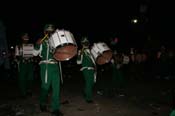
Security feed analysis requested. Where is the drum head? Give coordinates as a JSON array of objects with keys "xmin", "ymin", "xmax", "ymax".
[
  {"xmin": 53, "ymin": 44, "xmax": 77, "ymax": 61},
  {"xmin": 96, "ymin": 50, "xmax": 112, "ymax": 65}
]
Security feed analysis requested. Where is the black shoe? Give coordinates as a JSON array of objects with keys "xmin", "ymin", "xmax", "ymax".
[
  {"xmin": 61, "ymin": 100, "xmax": 69, "ymax": 105},
  {"xmin": 51, "ymin": 110, "xmax": 64, "ymax": 116},
  {"xmin": 40, "ymin": 105, "xmax": 48, "ymax": 112},
  {"xmin": 86, "ymin": 100, "xmax": 94, "ymax": 103}
]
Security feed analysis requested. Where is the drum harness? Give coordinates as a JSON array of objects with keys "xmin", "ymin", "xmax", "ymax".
[
  {"xmin": 79, "ymin": 49, "xmax": 97, "ymax": 82},
  {"xmin": 38, "ymin": 41, "xmax": 63, "ymax": 84},
  {"xmin": 15, "ymin": 45, "xmax": 34, "ymax": 71}
]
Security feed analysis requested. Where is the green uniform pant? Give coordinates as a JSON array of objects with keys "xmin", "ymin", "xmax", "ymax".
[
  {"xmin": 82, "ymin": 69, "xmax": 95, "ymax": 101},
  {"xmin": 170, "ymin": 110, "xmax": 175, "ymax": 116},
  {"xmin": 39, "ymin": 63, "xmax": 60, "ymax": 111},
  {"xmin": 112, "ymin": 65, "xmax": 125, "ymax": 89},
  {"xmin": 18, "ymin": 62, "xmax": 34, "ymax": 96}
]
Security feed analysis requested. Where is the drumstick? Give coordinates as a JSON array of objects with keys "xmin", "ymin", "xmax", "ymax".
[{"xmin": 40, "ymin": 34, "xmax": 48, "ymax": 43}]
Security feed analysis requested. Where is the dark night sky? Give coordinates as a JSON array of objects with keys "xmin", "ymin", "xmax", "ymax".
[{"xmin": 1, "ymin": 0, "xmax": 175, "ymax": 48}]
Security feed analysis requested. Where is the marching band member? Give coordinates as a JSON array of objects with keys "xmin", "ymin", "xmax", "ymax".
[
  {"xmin": 77, "ymin": 37, "xmax": 96, "ymax": 103},
  {"xmin": 15, "ymin": 32, "xmax": 34, "ymax": 98},
  {"xmin": 96, "ymin": 51, "xmax": 126, "ymax": 97},
  {"xmin": 112, "ymin": 52, "xmax": 128, "ymax": 96},
  {"xmin": 170, "ymin": 110, "xmax": 175, "ymax": 116},
  {"xmin": 33, "ymin": 24, "xmax": 63, "ymax": 116}
]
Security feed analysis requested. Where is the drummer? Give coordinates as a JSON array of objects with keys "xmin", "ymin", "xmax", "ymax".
[
  {"xmin": 77, "ymin": 37, "xmax": 96, "ymax": 103},
  {"xmin": 15, "ymin": 32, "xmax": 34, "ymax": 98},
  {"xmin": 33, "ymin": 24, "xmax": 63, "ymax": 116}
]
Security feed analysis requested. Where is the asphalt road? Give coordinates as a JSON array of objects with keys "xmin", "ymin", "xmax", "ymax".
[{"xmin": 0, "ymin": 70, "xmax": 174, "ymax": 116}]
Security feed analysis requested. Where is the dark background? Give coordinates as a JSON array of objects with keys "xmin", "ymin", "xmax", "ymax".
[{"xmin": 0, "ymin": 0, "xmax": 175, "ymax": 48}]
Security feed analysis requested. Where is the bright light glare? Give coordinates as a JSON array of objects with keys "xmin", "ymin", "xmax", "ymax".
[
  {"xmin": 10, "ymin": 46, "xmax": 14, "ymax": 49},
  {"xmin": 131, "ymin": 19, "xmax": 138, "ymax": 24}
]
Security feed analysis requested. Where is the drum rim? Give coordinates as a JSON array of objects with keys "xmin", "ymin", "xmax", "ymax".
[
  {"xmin": 55, "ymin": 43, "xmax": 77, "ymax": 49},
  {"xmin": 92, "ymin": 50, "xmax": 112, "ymax": 58},
  {"xmin": 95, "ymin": 50, "xmax": 113, "ymax": 65},
  {"xmin": 53, "ymin": 43, "xmax": 77, "ymax": 61}
]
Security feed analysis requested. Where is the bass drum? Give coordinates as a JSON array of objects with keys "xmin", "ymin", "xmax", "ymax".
[
  {"xmin": 90, "ymin": 42, "xmax": 112, "ymax": 65},
  {"xmin": 49, "ymin": 29, "xmax": 77, "ymax": 61}
]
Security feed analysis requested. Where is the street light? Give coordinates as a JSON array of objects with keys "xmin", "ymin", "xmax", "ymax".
[{"xmin": 131, "ymin": 18, "xmax": 138, "ymax": 24}]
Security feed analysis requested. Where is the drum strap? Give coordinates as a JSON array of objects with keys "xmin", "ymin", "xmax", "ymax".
[
  {"xmin": 39, "ymin": 60, "xmax": 57, "ymax": 64},
  {"xmin": 59, "ymin": 61, "xmax": 63, "ymax": 84},
  {"xmin": 33, "ymin": 44, "xmax": 43, "ymax": 57},
  {"xmin": 84, "ymin": 49, "xmax": 96, "ymax": 65},
  {"xmin": 80, "ymin": 66, "xmax": 97, "ymax": 83},
  {"xmin": 80, "ymin": 67, "xmax": 95, "ymax": 71},
  {"xmin": 84, "ymin": 49, "xmax": 97, "ymax": 83},
  {"xmin": 77, "ymin": 50, "xmax": 83, "ymax": 64},
  {"xmin": 15, "ymin": 45, "xmax": 20, "ymax": 56},
  {"xmin": 45, "ymin": 42, "xmax": 50, "ymax": 83}
]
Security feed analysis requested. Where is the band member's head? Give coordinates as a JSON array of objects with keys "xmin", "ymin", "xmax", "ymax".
[
  {"xmin": 81, "ymin": 37, "xmax": 90, "ymax": 48},
  {"xmin": 21, "ymin": 32, "xmax": 29, "ymax": 43},
  {"xmin": 44, "ymin": 24, "xmax": 55, "ymax": 36}
]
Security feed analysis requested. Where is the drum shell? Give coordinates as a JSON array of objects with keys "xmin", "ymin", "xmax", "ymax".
[
  {"xmin": 15, "ymin": 44, "xmax": 34, "ymax": 58},
  {"xmin": 91, "ymin": 42, "xmax": 112, "ymax": 65},
  {"xmin": 22, "ymin": 44, "xmax": 34, "ymax": 58},
  {"xmin": 49, "ymin": 29, "xmax": 77, "ymax": 61}
]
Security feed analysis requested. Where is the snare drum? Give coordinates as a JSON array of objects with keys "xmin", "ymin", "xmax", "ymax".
[
  {"xmin": 90, "ymin": 42, "xmax": 112, "ymax": 65},
  {"xmin": 123, "ymin": 55, "xmax": 130, "ymax": 64},
  {"xmin": 15, "ymin": 44, "xmax": 34, "ymax": 58},
  {"xmin": 49, "ymin": 29, "xmax": 77, "ymax": 61}
]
